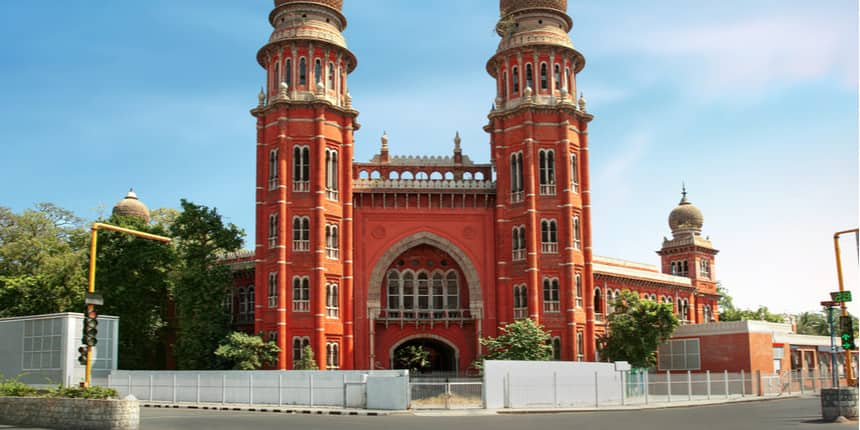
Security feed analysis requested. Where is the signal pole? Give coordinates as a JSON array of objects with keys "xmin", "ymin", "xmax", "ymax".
[
  {"xmin": 84, "ymin": 223, "xmax": 171, "ymax": 387},
  {"xmin": 833, "ymin": 228, "xmax": 858, "ymax": 387}
]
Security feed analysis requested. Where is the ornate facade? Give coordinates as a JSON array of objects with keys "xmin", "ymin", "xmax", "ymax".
[{"xmin": 230, "ymin": 0, "xmax": 721, "ymax": 372}]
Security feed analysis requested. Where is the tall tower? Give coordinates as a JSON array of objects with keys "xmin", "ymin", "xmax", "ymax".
[
  {"xmin": 251, "ymin": 0, "xmax": 358, "ymax": 370},
  {"xmin": 658, "ymin": 187, "xmax": 720, "ymax": 322},
  {"xmin": 485, "ymin": 0, "xmax": 596, "ymax": 360}
]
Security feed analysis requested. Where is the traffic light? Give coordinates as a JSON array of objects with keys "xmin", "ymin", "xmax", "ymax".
[
  {"xmin": 77, "ymin": 346, "xmax": 88, "ymax": 366},
  {"xmin": 82, "ymin": 310, "xmax": 98, "ymax": 347},
  {"xmin": 840, "ymin": 315, "xmax": 856, "ymax": 350}
]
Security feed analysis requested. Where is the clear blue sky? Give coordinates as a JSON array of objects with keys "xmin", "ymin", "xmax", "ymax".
[{"xmin": 1, "ymin": 1, "xmax": 857, "ymax": 316}]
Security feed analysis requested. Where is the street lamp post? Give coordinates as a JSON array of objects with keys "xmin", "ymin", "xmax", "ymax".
[{"xmin": 84, "ymin": 222, "xmax": 171, "ymax": 388}]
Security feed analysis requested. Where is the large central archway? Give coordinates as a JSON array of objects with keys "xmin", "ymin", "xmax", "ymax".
[
  {"xmin": 391, "ymin": 336, "xmax": 458, "ymax": 374},
  {"xmin": 367, "ymin": 232, "xmax": 483, "ymax": 315}
]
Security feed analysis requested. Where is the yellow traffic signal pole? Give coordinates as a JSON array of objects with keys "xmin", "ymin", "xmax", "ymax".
[
  {"xmin": 84, "ymin": 222, "xmax": 171, "ymax": 387},
  {"xmin": 834, "ymin": 228, "xmax": 859, "ymax": 387}
]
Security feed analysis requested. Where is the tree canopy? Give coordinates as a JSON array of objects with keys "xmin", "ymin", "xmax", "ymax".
[
  {"xmin": 718, "ymin": 284, "xmax": 786, "ymax": 323},
  {"xmin": 214, "ymin": 332, "xmax": 280, "ymax": 370},
  {"xmin": 598, "ymin": 290, "xmax": 679, "ymax": 368},
  {"xmin": 479, "ymin": 318, "xmax": 553, "ymax": 362}
]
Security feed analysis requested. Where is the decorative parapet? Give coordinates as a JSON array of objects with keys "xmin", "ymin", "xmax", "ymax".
[
  {"xmin": 366, "ymin": 154, "xmax": 475, "ymax": 166},
  {"xmin": 353, "ymin": 178, "xmax": 495, "ymax": 191},
  {"xmin": 593, "ymin": 262, "xmax": 692, "ymax": 287}
]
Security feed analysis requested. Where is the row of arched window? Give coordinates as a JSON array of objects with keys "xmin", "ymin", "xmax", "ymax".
[
  {"xmin": 290, "ymin": 337, "xmax": 341, "ymax": 370},
  {"xmin": 230, "ymin": 286, "xmax": 255, "ymax": 323},
  {"xmin": 509, "ymin": 151, "xmax": 580, "ymax": 200},
  {"xmin": 500, "ymin": 61, "xmax": 572, "ymax": 99},
  {"xmin": 512, "ymin": 274, "xmax": 583, "ymax": 318},
  {"xmin": 511, "ymin": 218, "xmax": 581, "ymax": 260},
  {"xmin": 270, "ymin": 55, "xmax": 346, "ymax": 97},
  {"xmin": 265, "ymin": 146, "xmax": 333, "ymax": 196},
  {"xmin": 282, "ymin": 216, "xmax": 339, "ymax": 259},
  {"xmin": 357, "ymin": 170, "xmax": 488, "ymax": 181},
  {"xmin": 385, "ymin": 269, "xmax": 460, "ymax": 317}
]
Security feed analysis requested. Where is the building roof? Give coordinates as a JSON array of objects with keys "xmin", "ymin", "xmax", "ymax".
[{"xmin": 593, "ymin": 259, "xmax": 692, "ymax": 287}]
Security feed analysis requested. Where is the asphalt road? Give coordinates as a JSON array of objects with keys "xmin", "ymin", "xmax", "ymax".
[{"xmin": 138, "ymin": 397, "xmax": 855, "ymax": 430}]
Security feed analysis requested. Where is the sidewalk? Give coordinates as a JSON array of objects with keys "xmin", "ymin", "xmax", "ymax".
[{"xmin": 496, "ymin": 393, "xmax": 806, "ymax": 414}]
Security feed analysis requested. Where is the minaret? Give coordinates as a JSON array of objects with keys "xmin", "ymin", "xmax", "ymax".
[
  {"xmin": 251, "ymin": 0, "xmax": 359, "ymax": 370},
  {"xmin": 485, "ymin": 0, "xmax": 595, "ymax": 360},
  {"xmin": 658, "ymin": 186, "xmax": 720, "ymax": 323}
]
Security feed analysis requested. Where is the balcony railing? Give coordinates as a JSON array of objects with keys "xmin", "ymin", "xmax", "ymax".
[
  {"xmin": 512, "ymin": 249, "xmax": 526, "ymax": 261},
  {"xmin": 268, "ymin": 237, "xmax": 278, "ymax": 248},
  {"xmin": 326, "ymin": 188, "xmax": 339, "ymax": 201},
  {"xmin": 293, "ymin": 240, "xmax": 310, "ymax": 252},
  {"xmin": 539, "ymin": 184, "xmax": 556, "ymax": 196},
  {"xmin": 268, "ymin": 178, "xmax": 279, "ymax": 190},
  {"xmin": 594, "ymin": 313, "xmax": 604, "ymax": 322},
  {"xmin": 376, "ymin": 308, "xmax": 472, "ymax": 323},
  {"xmin": 326, "ymin": 248, "xmax": 339, "ymax": 260},
  {"xmin": 513, "ymin": 308, "xmax": 528, "ymax": 320},
  {"xmin": 541, "ymin": 243, "xmax": 558, "ymax": 254},
  {"xmin": 511, "ymin": 191, "xmax": 524, "ymax": 203},
  {"xmin": 543, "ymin": 302, "xmax": 560, "ymax": 313},
  {"xmin": 293, "ymin": 181, "xmax": 310, "ymax": 193},
  {"xmin": 292, "ymin": 301, "xmax": 310, "ymax": 312},
  {"xmin": 326, "ymin": 307, "xmax": 339, "ymax": 318}
]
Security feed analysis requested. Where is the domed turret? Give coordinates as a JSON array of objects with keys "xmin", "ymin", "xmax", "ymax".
[
  {"xmin": 668, "ymin": 186, "xmax": 703, "ymax": 236},
  {"xmin": 112, "ymin": 188, "xmax": 151, "ymax": 223}
]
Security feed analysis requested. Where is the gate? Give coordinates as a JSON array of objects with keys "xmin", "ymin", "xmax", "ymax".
[{"xmin": 410, "ymin": 377, "xmax": 483, "ymax": 409}]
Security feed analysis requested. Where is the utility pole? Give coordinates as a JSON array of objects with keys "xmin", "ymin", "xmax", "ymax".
[{"xmin": 833, "ymin": 228, "xmax": 858, "ymax": 387}]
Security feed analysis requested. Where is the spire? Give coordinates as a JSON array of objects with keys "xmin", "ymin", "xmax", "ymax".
[
  {"xmin": 380, "ymin": 130, "xmax": 390, "ymax": 163},
  {"xmin": 680, "ymin": 182, "xmax": 689, "ymax": 204},
  {"xmin": 454, "ymin": 131, "xmax": 462, "ymax": 153}
]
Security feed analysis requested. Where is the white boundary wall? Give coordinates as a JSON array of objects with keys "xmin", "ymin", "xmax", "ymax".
[
  {"xmin": 108, "ymin": 369, "xmax": 409, "ymax": 410},
  {"xmin": 483, "ymin": 360, "xmax": 625, "ymax": 409}
]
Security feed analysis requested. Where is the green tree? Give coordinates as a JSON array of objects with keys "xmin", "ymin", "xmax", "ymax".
[
  {"xmin": 95, "ymin": 212, "xmax": 176, "ymax": 369},
  {"xmin": 598, "ymin": 290, "xmax": 679, "ymax": 368},
  {"xmin": 718, "ymin": 285, "xmax": 785, "ymax": 323},
  {"xmin": 170, "ymin": 199, "xmax": 244, "ymax": 369},
  {"xmin": 0, "ymin": 204, "xmax": 87, "ymax": 317},
  {"xmin": 294, "ymin": 345, "xmax": 319, "ymax": 370},
  {"xmin": 395, "ymin": 345, "xmax": 431, "ymax": 374},
  {"xmin": 214, "ymin": 332, "xmax": 280, "ymax": 370},
  {"xmin": 479, "ymin": 318, "xmax": 553, "ymax": 363}
]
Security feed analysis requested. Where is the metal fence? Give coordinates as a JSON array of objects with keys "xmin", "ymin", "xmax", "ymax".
[
  {"xmin": 107, "ymin": 370, "xmax": 407, "ymax": 409},
  {"xmin": 410, "ymin": 377, "xmax": 483, "ymax": 409}
]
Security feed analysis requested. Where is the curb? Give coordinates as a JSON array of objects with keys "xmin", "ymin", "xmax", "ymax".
[
  {"xmin": 140, "ymin": 402, "xmax": 390, "ymax": 416},
  {"xmin": 496, "ymin": 394, "xmax": 804, "ymax": 414}
]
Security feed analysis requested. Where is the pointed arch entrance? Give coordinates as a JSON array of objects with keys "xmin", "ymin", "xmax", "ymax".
[{"xmin": 391, "ymin": 335, "xmax": 458, "ymax": 374}]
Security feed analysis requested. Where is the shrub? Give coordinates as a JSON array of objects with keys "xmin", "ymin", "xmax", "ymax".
[
  {"xmin": 51, "ymin": 385, "xmax": 118, "ymax": 400},
  {"xmin": 0, "ymin": 376, "xmax": 38, "ymax": 397}
]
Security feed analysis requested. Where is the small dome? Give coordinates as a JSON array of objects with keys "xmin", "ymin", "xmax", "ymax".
[
  {"xmin": 668, "ymin": 187, "xmax": 703, "ymax": 236},
  {"xmin": 501, "ymin": 0, "xmax": 567, "ymax": 16},
  {"xmin": 112, "ymin": 188, "xmax": 151, "ymax": 223}
]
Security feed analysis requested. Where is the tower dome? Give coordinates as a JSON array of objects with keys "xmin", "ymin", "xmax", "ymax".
[
  {"xmin": 275, "ymin": 0, "xmax": 342, "ymax": 10},
  {"xmin": 112, "ymin": 188, "xmax": 151, "ymax": 223},
  {"xmin": 500, "ymin": 0, "xmax": 568, "ymax": 16},
  {"xmin": 668, "ymin": 186, "xmax": 703, "ymax": 236}
]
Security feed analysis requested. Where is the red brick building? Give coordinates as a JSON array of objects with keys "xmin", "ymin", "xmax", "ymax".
[{"xmin": 230, "ymin": 0, "xmax": 721, "ymax": 372}]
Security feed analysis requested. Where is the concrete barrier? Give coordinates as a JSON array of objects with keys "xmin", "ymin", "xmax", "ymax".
[
  {"xmin": 821, "ymin": 388, "xmax": 858, "ymax": 421},
  {"xmin": 0, "ymin": 396, "xmax": 138, "ymax": 430}
]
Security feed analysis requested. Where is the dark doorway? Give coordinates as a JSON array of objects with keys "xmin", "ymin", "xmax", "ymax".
[{"xmin": 392, "ymin": 338, "xmax": 457, "ymax": 374}]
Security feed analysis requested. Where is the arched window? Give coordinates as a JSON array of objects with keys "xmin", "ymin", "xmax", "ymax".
[
  {"xmin": 314, "ymin": 59, "xmax": 322, "ymax": 85},
  {"xmin": 293, "ymin": 146, "xmax": 310, "ymax": 192},
  {"xmin": 539, "ymin": 149, "xmax": 555, "ymax": 195},
  {"xmin": 223, "ymin": 289, "xmax": 234, "ymax": 321},
  {"xmin": 540, "ymin": 63, "xmax": 548, "ymax": 90},
  {"xmin": 512, "ymin": 226, "xmax": 526, "ymax": 260},
  {"xmin": 570, "ymin": 153, "xmax": 579, "ymax": 192},
  {"xmin": 268, "ymin": 213, "xmax": 278, "ymax": 248},
  {"xmin": 387, "ymin": 271, "xmax": 401, "ymax": 314},
  {"xmin": 292, "ymin": 276, "xmax": 310, "ymax": 312},
  {"xmin": 525, "ymin": 63, "xmax": 534, "ymax": 89},
  {"xmin": 325, "ymin": 224, "xmax": 339, "ymax": 260},
  {"xmin": 402, "ymin": 271, "xmax": 415, "ymax": 316},
  {"xmin": 292, "ymin": 216, "xmax": 310, "ymax": 251},
  {"xmin": 575, "ymin": 274, "xmax": 583, "ymax": 308},
  {"xmin": 565, "ymin": 68, "xmax": 571, "ymax": 92},
  {"xmin": 552, "ymin": 337, "xmax": 562, "ymax": 360},
  {"xmin": 576, "ymin": 331, "xmax": 585, "ymax": 361},
  {"xmin": 299, "ymin": 57, "xmax": 307, "ymax": 85},
  {"xmin": 326, "ymin": 342, "xmax": 340, "ymax": 369},
  {"xmin": 502, "ymin": 71, "xmax": 508, "ymax": 98},
  {"xmin": 326, "ymin": 282, "xmax": 339, "ymax": 318},
  {"xmin": 573, "ymin": 216, "xmax": 581, "ymax": 249},
  {"xmin": 416, "ymin": 271, "xmax": 430, "ymax": 314},
  {"xmin": 594, "ymin": 287, "xmax": 603, "ymax": 316},
  {"xmin": 293, "ymin": 336, "xmax": 310, "ymax": 367},
  {"xmin": 445, "ymin": 271, "xmax": 459, "ymax": 311},
  {"xmin": 510, "ymin": 152, "xmax": 524, "ymax": 202},
  {"xmin": 513, "ymin": 284, "xmax": 527, "ymax": 320},
  {"xmin": 512, "ymin": 66, "xmax": 519, "ymax": 94},
  {"xmin": 268, "ymin": 150, "xmax": 279, "ymax": 189},
  {"xmin": 285, "ymin": 58, "xmax": 292, "ymax": 86},
  {"xmin": 273, "ymin": 62, "xmax": 280, "ymax": 90},
  {"xmin": 325, "ymin": 149, "xmax": 339, "ymax": 200},
  {"xmin": 268, "ymin": 272, "xmax": 278, "ymax": 308},
  {"xmin": 431, "ymin": 271, "xmax": 444, "ymax": 312},
  {"xmin": 238, "ymin": 287, "xmax": 247, "ymax": 320},
  {"xmin": 328, "ymin": 62, "xmax": 335, "ymax": 88},
  {"xmin": 704, "ymin": 305, "xmax": 713, "ymax": 322},
  {"xmin": 247, "ymin": 286, "xmax": 255, "ymax": 319},
  {"xmin": 554, "ymin": 64, "xmax": 561, "ymax": 90},
  {"xmin": 541, "ymin": 220, "xmax": 558, "ymax": 254},
  {"xmin": 543, "ymin": 278, "xmax": 560, "ymax": 313}
]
